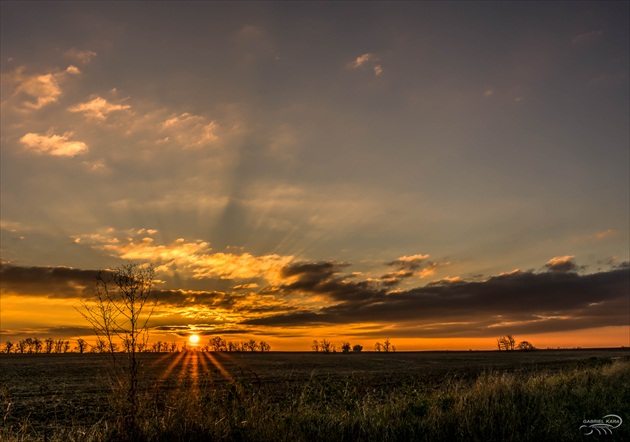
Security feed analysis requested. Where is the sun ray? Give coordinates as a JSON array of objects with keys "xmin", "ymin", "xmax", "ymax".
[{"xmin": 158, "ymin": 351, "xmax": 186, "ymax": 382}]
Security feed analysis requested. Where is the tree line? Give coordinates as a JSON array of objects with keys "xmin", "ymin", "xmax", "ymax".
[
  {"xmin": 2, "ymin": 336, "xmax": 272, "ymax": 354},
  {"xmin": 311, "ymin": 338, "xmax": 396, "ymax": 353},
  {"xmin": 496, "ymin": 335, "xmax": 536, "ymax": 351}
]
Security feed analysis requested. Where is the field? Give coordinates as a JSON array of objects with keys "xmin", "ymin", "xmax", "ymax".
[{"xmin": 1, "ymin": 348, "xmax": 629, "ymax": 441}]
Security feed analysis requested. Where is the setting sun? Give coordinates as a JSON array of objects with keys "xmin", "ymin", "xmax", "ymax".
[{"xmin": 189, "ymin": 334, "xmax": 200, "ymax": 345}]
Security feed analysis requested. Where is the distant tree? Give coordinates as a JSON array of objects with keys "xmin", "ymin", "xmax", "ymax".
[
  {"xmin": 506, "ymin": 335, "xmax": 515, "ymax": 351},
  {"xmin": 33, "ymin": 337, "xmax": 43, "ymax": 353},
  {"xmin": 374, "ymin": 341, "xmax": 382, "ymax": 352},
  {"xmin": 94, "ymin": 338, "xmax": 107, "ymax": 353},
  {"xmin": 245, "ymin": 339, "xmax": 259, "ymax": 352},
  {"xmin": 44, "ymin": 338, "xmax": 54, "ymax": 353},
  {"xmin": 383, "ymin": 339, "xmax": 392, "ymax": 353},
  {"xmin": 497, "ymin": 335, "xmax": 516, "ymax": 351},
  {"xmin": 76, "ymin": 338, "xmax": 88, "ymax": 353},
  {"xmin": 312, "ymin": 340, "xmax": 320, "ymax": 352},
  {"xmin": 169, "ymin": 342, "xmax": 178, "ymax": 352},
  {"xmin": 259, "ymin": 341, "xmax": 271, "ymax": 352},
  {"xmin": 517, "ymin": 341, "xmax": 536, "ymax": 351},
  {"xmin": 320, "ymin": 338, "xmax": 332, "ymax": 353},
  {"xmin": 341, "ymin": 341, "xmax": 351, "ymax": 353},
  {"xmin": 25, "ymin": 338, "xmax": 34, "ymax": 353},
  {"xmin": 209, "ymin": 336, "xmax": 226, "ymax": 351},
  {"xmin": 53, "ymin": 339, "xmax": 66, "ymax": 353},
  {"xmin": 4, "ymin": 341, "xmax": 14, "ymax": 353},
  {"xmin": 17, "ymin": 340, "xmax": 26, "ymax": 354},
  {"xmin": 352, "ymin": 344, "xmax": 363, "ymax": 353}
]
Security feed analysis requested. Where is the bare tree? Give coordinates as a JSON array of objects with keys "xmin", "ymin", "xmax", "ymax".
[
  {"xmin": 76, "ymin": 263, "xmax": 156, "ymax": 438},
  {"xmin": 311, "ymin": 340, "xmax": 320, "ymax": 352},
  {"xmin": 32, "ymin": 338, "xmax": 43, "ymax": 353},
  {"xmin": 374, "ymin": 341, "xmax": 382, "ymax": 352},
  {"xmin": 320, "ymin": 338, "xmax": 332, "ymax": 353},
  {"xmin": 341, "ymin": 341, "xmax": 351, "ymax": 353},
  {"xmin": 383, "ymin": 338, "xmax": 391, "ymax": 353},
  {"xmin": 259, "ymin": 341, "xmax": 271, "ymax": 352},
  {"xmin": 76, "ymin": 338, "xmax": 88, "ymax": 353},
  {"xmin": 17, "ymin": 340, "xmax": 26, "ymax": 353},
  {"xmin": 497, "ymin": 335, "xmax": 516, "ymax": 351},
  {"xmin": 4, "ymin": 341, "xmax": 14, "ymax": 353},
  {"xmin": 44, "ymin": 338, "xmax": 54, "ymax": 353}
]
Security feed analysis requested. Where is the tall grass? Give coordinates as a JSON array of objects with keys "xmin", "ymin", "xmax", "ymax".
[{"xmin": 3, "ymin": 358, "xmax": 628, "ymax": 441}]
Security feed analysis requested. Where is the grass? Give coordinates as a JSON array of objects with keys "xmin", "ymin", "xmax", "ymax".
[{"xmin": 2, "ymin": 356, "xmax": 629, "ymax": 441}]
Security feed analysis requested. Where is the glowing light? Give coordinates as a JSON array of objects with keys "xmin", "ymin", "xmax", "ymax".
[{"xmin": 189, "ymin": 334, "xmax": 200, "ymax": 344}]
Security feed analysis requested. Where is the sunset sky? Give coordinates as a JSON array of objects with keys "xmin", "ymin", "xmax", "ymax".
[{"xmin": 1, "ymin": 1, "xmax": 628, "ymax": 351}]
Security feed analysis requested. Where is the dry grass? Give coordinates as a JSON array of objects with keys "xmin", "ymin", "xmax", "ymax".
[{"xmin": 2, "ymin": 355, "xmax": 628, "ymax": 441}]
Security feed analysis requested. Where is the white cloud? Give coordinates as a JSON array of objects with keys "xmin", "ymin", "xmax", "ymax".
[
  {"xmin": 19, "ymin": 132, "xmax": 88, "ymax": 157},
  {"xmin": 68, "ymin": 96, "xmax": 131, "ymax": 120},
  {"xmin": 373, "ymin": 65, "xmax": 383, "ymax": 76}
]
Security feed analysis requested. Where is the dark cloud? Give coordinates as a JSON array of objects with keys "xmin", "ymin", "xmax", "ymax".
[
  {"xmin": 0, "ymin": 263, "xmax": 103, "ymax": 298},
  {"xmin": 277, "ymin": 260, "xmax": 384, "ymax": 302},
  {"xmin": 244, "ymin": 266, "xmax": 630, "ymax": 337},
  {"xmin": 1, "ymin": 325, "xmax": 96, "ymax": 340}
]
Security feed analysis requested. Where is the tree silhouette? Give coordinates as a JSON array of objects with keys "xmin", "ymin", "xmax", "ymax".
[{"xmin": 77, "ymin": 262, "xmax": 156, "ymax": 438}]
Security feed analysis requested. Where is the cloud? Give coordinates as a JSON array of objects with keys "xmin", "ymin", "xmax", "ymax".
[
  {"xmin": 160, "ymin": 113, "xmax": 219, "ymax": 148},
  {"xmin": 544, "ymin": 255, "xmax": 577, "ymax": 273},
  {"xmin": 0, "ymin": 263, "xmax": 101, "ymax": 299},
  {"xmin": 74, "ymin": 229, "xmax": 294, "ymax": 282},
  {"xmin": 350, "ymin": 53, "xmax": 377, "ymax": 68},
  {"xmin": 2, "ymin": 65, "xmax": 80, "ymax": 112},
  {"xmin": 65, "ymin": 65, "xmax": 81, "ymax": 75},
  {"xmin": 348, "ymin": 53, "xmax": 382, "ymax": 76},
  {"xmin": 64, "ymin": 48, "xmax": 97, "ymax": 64},
  {"xmin": 593, "ymin": 229, "xmax": 620, "ymax": 240},
  {"xmin": 572, "ymin": 30, "xmax": 603, "ymax": 45},
  {"xmin": 11, "ymin": 69, "xmax": 62, "ymax": 110},
  {"xmin": 19, "ymin": 132, "xmax": 88, "ymax": 157},
  {"xmin": 244, "ymin": 263, "xmax": 629, "ymax": 337},
  {"xmin": 4, "ymin": 256, "xmax": 627, "ymax": 340},
  {"xmin": 68, "ymin": 96, "xmax": 131, "ymax": 120},
  {"xmin": 385, "ymin": 253, "xmax": 447, "ymax": 280}
]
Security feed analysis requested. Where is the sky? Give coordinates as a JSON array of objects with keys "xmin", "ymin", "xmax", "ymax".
[{"xmin": 1, "ymin": 1, "xmax": 628, "ymax": 351}]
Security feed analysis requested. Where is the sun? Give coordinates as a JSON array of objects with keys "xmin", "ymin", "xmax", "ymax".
[{"xmin": 189, "ymin": 334, "xmax": 200, "ymax": 345}]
